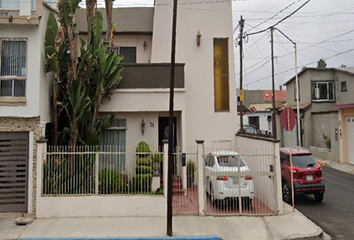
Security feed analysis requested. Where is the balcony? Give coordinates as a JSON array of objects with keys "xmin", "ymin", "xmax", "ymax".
[
  {"xmin": 0, "ymin": 0, "xmax": 41, "ymax": 25},
  {"xmin": 118, "ymin": 63, "xmax": 185, "ymax": 89}
]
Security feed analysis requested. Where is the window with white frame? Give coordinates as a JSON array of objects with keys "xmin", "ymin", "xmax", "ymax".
[
  {"xmin": 311, "ymin": 81, "xmax": 334, "ymax": 102},
  {"xmin": 112, "ymin": 46, "xmax": 137, "ymax": 63},
  {"xmin": 0, "ymin": 0, "xmax": 36, "ymax": 11},
  {"xmin": 0, "ymin": 39, "xmax": 27, "ymax": 99}
]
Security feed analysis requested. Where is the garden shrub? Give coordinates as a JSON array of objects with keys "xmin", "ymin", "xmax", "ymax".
[
  {"xmin": 136, "ymin": 141, "xmax": 150, "ymax": 155},
  {"xmin": 136, "ymin": 157, "xmax": 151, "ymax": 166},
  {"xmin": 132, "ymin": 174, "xmax": 152, "ymax": 192},
  {"xmin": 136, "ymin": 166, "xmax": 152, "ymax": 174},
  {"xmin": 99, "ymin": 168, "xmax": 124, "ymax": 194}
]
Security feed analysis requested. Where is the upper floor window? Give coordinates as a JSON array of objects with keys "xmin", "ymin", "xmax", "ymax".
[
  {"xmin": 213, "ymin": 38, "xmax": 229, "ymax": 112},
  {"xmin": 311, "ymin": 81, "xmax": 334, "ymax": 102},
  {"xmin": 341, "ymin": 81, "xmax": 347, "ymax": 92},
  {"xmin": 0, "ymin": 0, "xmax": 36, "ymax": 11},
  {"xmin": 0, "ymin": 39, "xmax": 26, "ymax": 101},
  {"xmin": 112, "ymin": 46, "xmax": 136, "ymax": 64}
]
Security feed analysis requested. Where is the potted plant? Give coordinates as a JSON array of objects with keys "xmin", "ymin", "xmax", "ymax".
[
  {"xmin": 151, "ymin": 153, "xmax": 162, "ymax": 177},
  {"xmin": 187, "ymin": 160, "xmax": 196, "ymax": 188}
]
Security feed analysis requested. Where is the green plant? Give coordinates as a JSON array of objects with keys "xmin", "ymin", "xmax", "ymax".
[
  {"xmin": 135, "ymin": 166, "xmax": 152, "ymax": 174},
  {"xmin": 151, "ymin": 153, "xmax": 162, "ymax": 163},
  {"xmin": 136, "ymin": 158, "xmax": 151, "ymax": 166},
  {"xmin": 136, "ymin": 141, "xmax": 150, "ymax": 154},
  {"xmin": 321, "ymin": 130, "xmax": 331, "ymax": 149},
  {"xmin": 187, "ymin": 160, "xmax": 196, "ymax": 176},
  {"xmin": 155, "ymin": 187, "xmax": 163, "ymax": 195},
  {"xmin": 132, "ymin": 174, "xmax": 152, "ymax": 192},
  {"xmin": 98, "ymin": 168, "xmax": 124, "ymax": 194}
]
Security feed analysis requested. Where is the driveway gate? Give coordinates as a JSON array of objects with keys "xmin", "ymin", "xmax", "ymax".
[{"xmin": 0, "ymin": 132, "xmax": 29, "ymax": 212}]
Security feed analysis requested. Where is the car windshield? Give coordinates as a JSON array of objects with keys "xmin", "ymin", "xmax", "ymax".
[
  {"xmin": 217, "ymin": 155, "xmax": 245, "ymax": 167},
  {"xmin": 291, "ymin": 155, "xmax": 317, "ymax": 168}
]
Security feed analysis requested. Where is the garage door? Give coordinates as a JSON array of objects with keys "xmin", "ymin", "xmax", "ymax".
[
  {"xmin": 346, "ymin": 117, "xmax": 354, "ymax": 165},
  {"xmin": 0, "ymin": 132, "xmax": 29, "ymax": 212}
]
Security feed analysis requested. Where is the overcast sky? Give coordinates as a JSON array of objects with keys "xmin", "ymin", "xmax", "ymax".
[{"xmin": 78, "ymin": 0, "xmax": 354, "ymax": 90}]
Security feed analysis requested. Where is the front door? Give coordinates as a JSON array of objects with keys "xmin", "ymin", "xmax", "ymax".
[{"xmin": 158, "ymin": 117, "xmax": 177, "ymax": 175}]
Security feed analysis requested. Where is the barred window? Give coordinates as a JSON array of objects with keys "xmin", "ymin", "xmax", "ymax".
[{"xmin": 0, "ymin": 40, "xmax": 26, "ymax": 97}]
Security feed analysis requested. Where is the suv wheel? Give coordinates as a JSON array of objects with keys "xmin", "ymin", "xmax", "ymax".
[
  {"xmin": 282, "ymin": 181, "xmax": 292, "ymax": 204},
  {"xmin": 314, "ymin": 192, "xmax": 324, "ymax": 202}
]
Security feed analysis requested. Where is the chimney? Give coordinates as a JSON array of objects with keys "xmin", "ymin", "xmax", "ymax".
[{"xmin": 279, "ymin": 85, "xmax": 282, "ymax": 91}]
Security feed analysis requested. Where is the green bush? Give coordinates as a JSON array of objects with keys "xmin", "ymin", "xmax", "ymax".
[
  {"xmin": 136, "ymin": 141, "xmax": 150, "ymax": 154},
  {"xmin": 136, "ymin": 157, "xmax": 151, "ymax": 166},
  {"xmin": 187, "ymin": 160, "xmax": 196, "ymax": 176},
  {"xmin": 98, "ymin": 168, "xmax": 124, "ymax": 194},
  {"xmin": 136, "ymin": 166, "xmax": 152, "ymax": 174},
  {"xmin": 151, "ymin": 153, "xmax": 162, "ymax": 162},
  {"xmin": 132, "ymin": 174, "xmax": 152, "ymax": 192},
  {"xmin": 155, "ymin": 187, "xmax": 163, "ymax": 195}
]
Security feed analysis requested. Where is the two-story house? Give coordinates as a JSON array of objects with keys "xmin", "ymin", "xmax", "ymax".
[
  {"xmin": 0, "ymin": 0, "xmax": 53, "ymax": 213},
  {"xmin": 283, "ymin": 67, "xmax": 354, "ymax": 164},
  {"xmin": 75, "ymin": 0, "xmax": 237, "ymax": 177}
]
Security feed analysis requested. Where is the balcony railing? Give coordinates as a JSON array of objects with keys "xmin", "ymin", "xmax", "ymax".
[{"xmin": 118, "ymin": 63, "xmax": 185, "ymax": 89}]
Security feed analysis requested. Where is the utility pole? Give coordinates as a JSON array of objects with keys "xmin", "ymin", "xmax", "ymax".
[
  {"xmin": 167, "ymin": 0, "xmax": 178, "ymax": 236},
  {"xmin": 239, "ymin": 15, "xmax": 245, "ymax": 132},
  {"xmin": 270, "ymin": 27, "xmax": 277, "ymax": 139}
]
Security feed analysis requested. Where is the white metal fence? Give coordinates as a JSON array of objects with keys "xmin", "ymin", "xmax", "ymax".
[
  {"xmin": 43, "ymin": 145, "xmax": 163, "ymax": 196},
  {"xmin": 40, "ymin": 142, "xmax": 281, "ymax": 217}
]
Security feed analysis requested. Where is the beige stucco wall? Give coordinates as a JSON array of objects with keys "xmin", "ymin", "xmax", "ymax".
[
  {"xmin": 0, "ymin": 117, "xmax": 41, "ymax": 214},
  {"xmin": 151, "ymin": 0, "xmax": 237, "ymax": 148}
]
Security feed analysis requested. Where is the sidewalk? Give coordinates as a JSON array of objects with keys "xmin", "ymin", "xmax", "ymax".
[
  {"xmin": 315, "ymin": 157, "xmax": 354, "ymax": 175},
  {"xmin": 1, "ymin": 203, "xmax": 323, "ymax": 240}
]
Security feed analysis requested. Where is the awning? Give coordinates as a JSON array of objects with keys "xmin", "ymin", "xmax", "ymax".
[{"xmin": 279, "ymin": 103, "xmax": 311, "ymax": 113}]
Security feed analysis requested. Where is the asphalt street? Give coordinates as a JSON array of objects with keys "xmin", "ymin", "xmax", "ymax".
[{"xmin": 295, "ymin": 166, "xmax": 354, "ymax": 240}]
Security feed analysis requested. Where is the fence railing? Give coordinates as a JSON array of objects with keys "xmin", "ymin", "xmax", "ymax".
[{"xmin": 43, "ymin": 145, "xmax": 163, "ymax": 196}]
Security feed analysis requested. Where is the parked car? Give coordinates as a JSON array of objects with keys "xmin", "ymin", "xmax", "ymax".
[
  {"xmin": 205, "ymin": 151, "xmax": 254, "ymax": 206},
  {"xmin": 280, "ymin": 147, "xmax": 325, "ymax": 203}
]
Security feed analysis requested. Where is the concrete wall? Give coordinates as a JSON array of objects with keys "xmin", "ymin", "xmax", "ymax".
[
  {"xmin": 336, "ymin": 71, "xmax": 354, "ymax": 104},
  {"xmin": 235, "ymin": 135, "xmax": 282, "ymax": 215},
  {"xmin": 151, "ymin": 0, "xmax": 237, "ymax": 148},
  {"xmin": 36, "ymin": 196, "xmax": 166, "ymax": 218},
  {"xmin": 309, "ymin": 113, "xmax": 339, "ymax": 161}
]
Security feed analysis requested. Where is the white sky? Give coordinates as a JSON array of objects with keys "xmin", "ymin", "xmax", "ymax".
[{"xmin": 78, "ymin": 0, "xmax": 354, "ymax": 90}]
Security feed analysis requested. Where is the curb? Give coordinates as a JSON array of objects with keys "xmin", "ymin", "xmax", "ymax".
[
  {"xmin": 317, "ymin": 160, "xmax": 326, "ymax": 166},
  {"xmin": 20, "ymin": 237, "xmax": 220, "ymax": 240}
]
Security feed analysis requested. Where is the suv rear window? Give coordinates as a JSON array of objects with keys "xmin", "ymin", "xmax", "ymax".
[
  {"xmin": 291, "ymin": 155, "xmax": 317, "ymax": 168},
  {"xmin": 217, "ymin": 155, "xmax": 245, "ymax": 167}
]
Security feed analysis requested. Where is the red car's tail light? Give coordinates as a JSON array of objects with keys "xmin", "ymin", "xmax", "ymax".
[
  {"xmin": 288, "ymin": 166, "xmax": 299, "ymax": 173},
  {"xmin": 245, "ymin": 175, "xmax": 253, "ymax": 180},
  {"xmin": 316, "ymin": 165, "xmax": 322, "ymax": 171},
  {"xmin": 216, "ymin": 176, "xmax": 228, "ymax": 181}
]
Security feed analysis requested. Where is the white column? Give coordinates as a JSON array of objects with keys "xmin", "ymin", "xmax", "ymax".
[
  {"xmin": 196, "ymin": 140, "xmax": 204, "ymax": 216},
  {"xmin": 36, "ymin": 139, "xmax": 47, "ymax": 214},
  {"xmin": 274, "ymin": 141, "xmax": 283, "ymax": 215},
  {"xmin": 163, "ymin": 140, "xmax": 168, "ymax": 198}
]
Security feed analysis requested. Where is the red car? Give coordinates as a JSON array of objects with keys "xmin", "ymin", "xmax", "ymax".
[{"xmin": 280, "ymin": 147, "xmax": 325, "ymax": 203}]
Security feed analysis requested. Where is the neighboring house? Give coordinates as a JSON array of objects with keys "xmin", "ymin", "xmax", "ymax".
[
  {"xmin": 75, "ymin": 0, "xmax": 237, "ymax": 177},
  {"xmin": 236, "ymin": 88, "xmax": 286, "ymax": 135},
  {"xmin": 283, "ymin": 67, "xmax": 354, "ymax": 163},
  {"xmin": 0, "ymin": 1, "xmax": 53, "ymax": 213}
]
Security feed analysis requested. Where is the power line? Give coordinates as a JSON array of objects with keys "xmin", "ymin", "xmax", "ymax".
[{"xmin": 248, "ymin": 0, "xmax": 312, "ymax": 36}]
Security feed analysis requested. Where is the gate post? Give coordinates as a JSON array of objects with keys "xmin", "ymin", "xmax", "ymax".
[
  {"xmin": 36, "ymin": 139, "xmax": 47, "ymax": 212},
  {"xmin": 196, "ymin": 140, "xmax": 204, "ymax": 216},
  {"xmin": 163, "ymin": 140, "xmax": 168, "ymax": 198}
]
